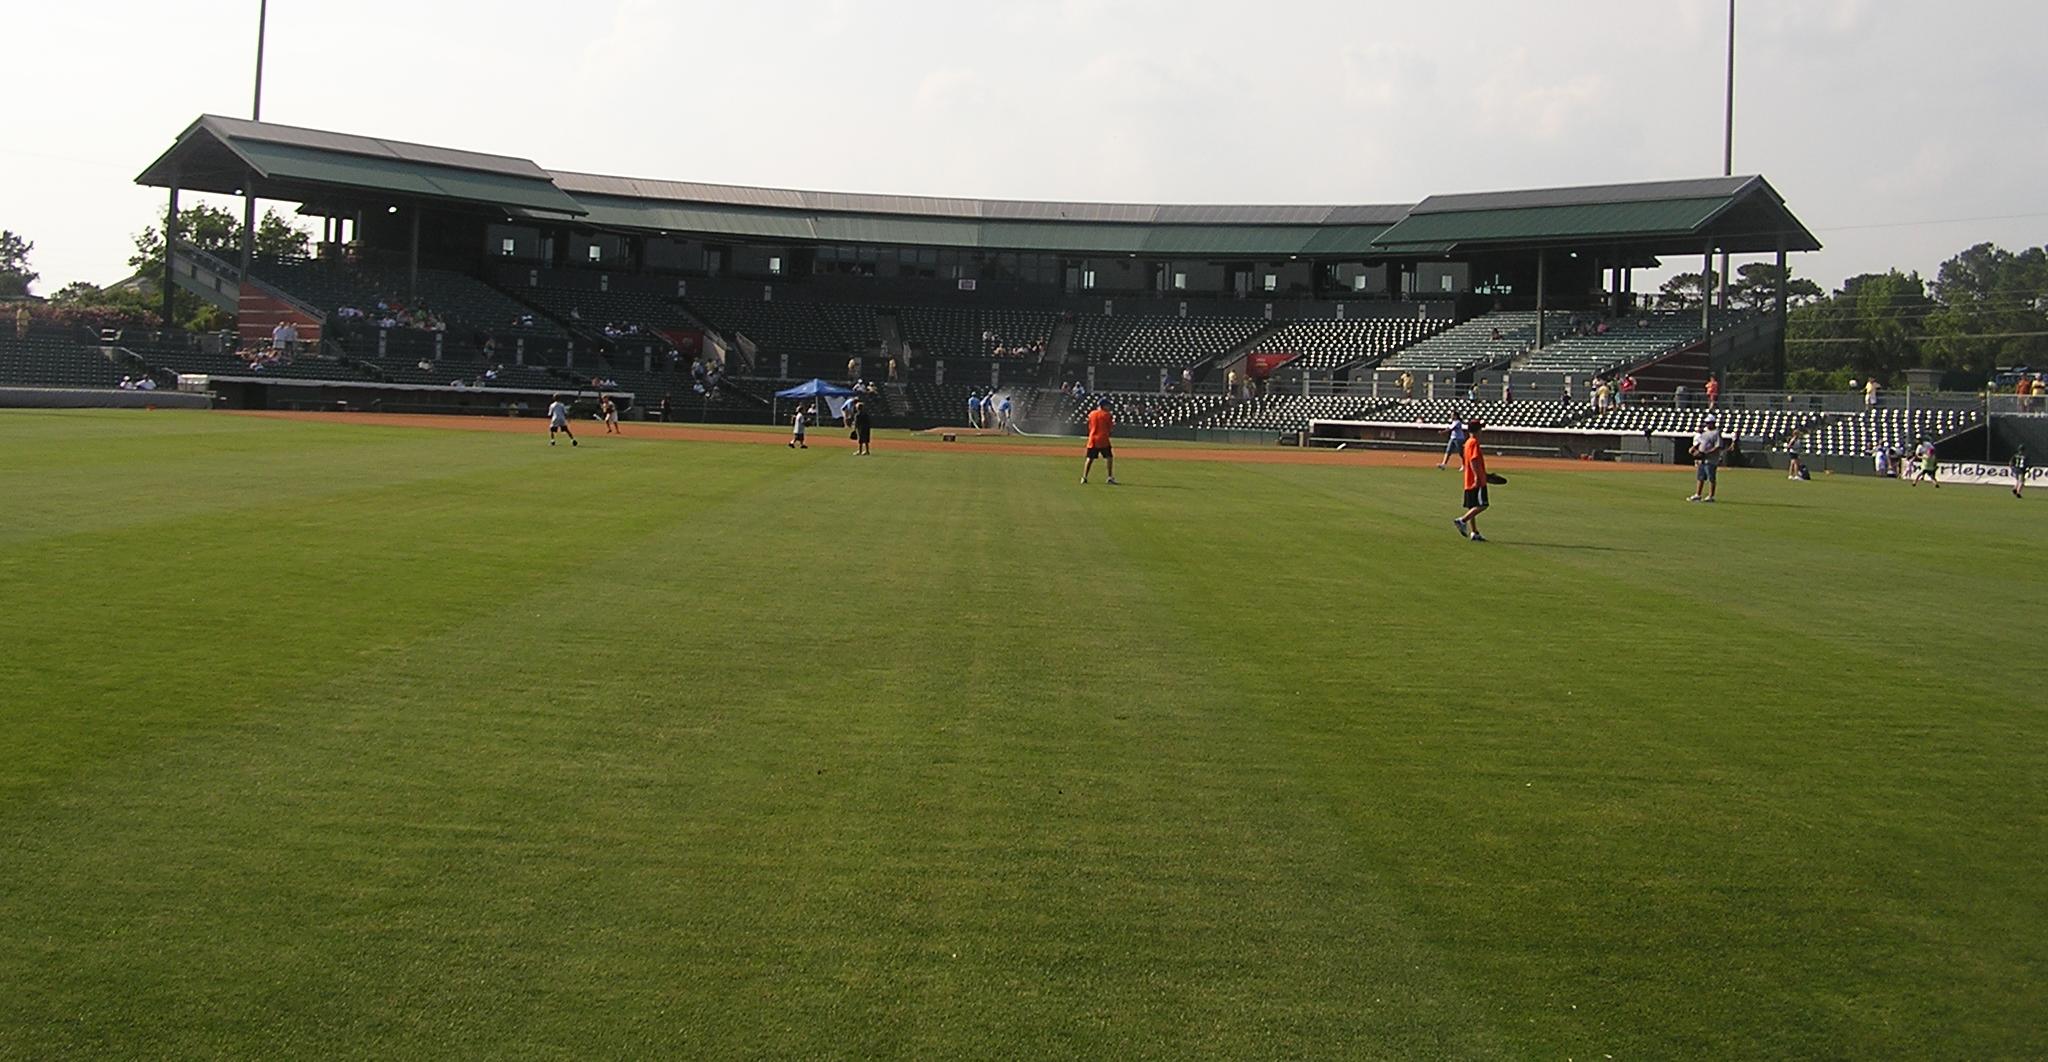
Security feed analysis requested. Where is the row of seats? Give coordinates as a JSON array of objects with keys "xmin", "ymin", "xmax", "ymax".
[
  {"xmin": 1378, "ymin": 311, "xmax": 1573, "ymax": 374},
  {"xmin": 1186, "ymin": 394, "xmax": 1393, "ymax": 432},
  {"xmin": 1576, "ymin": 405, "xmax": 1821, "ymax": 440},
  {"xmin": 1357, "ymin": 398, "xmax": 1593, "ymax": 429},
  {"xmin": 1795, "ymin": 408, "xmax": 1984, "ymax": 457},
  {"xmin": 1254, "ymin": 317, "xmax": 1444, "ymax": 373},
  {"xmin": 262, "ymin": 262, "xmax": 569, "ymax": 339},
  {"xmin": 0, "ymin": 333, "xmax": 127, "ymax": 388},
  {"xmin": 1517, "ymin": 314, "xmax": 1710, "ymax": 376}
]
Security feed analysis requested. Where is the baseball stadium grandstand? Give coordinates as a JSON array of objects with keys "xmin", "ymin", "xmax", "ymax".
[
  {"xmin": 108, "ymin": 116, "xmax": 1819, "ymax": 423},
  {"xmin": 31, "ymin": 113, "xmax": 2013, "ymax": 467}
]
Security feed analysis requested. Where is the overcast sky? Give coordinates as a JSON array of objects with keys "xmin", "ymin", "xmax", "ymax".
[{"xmin": 6, "ymin": 0, "xmax": 2044, "ymax": 294}]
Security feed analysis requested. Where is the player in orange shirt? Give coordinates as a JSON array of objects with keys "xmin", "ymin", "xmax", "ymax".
[
  {"xmin": 1452, "ymin": 420, "xmax": 1489, "ymax": 542},
  {"xmin": 1081, "ymin": 397, "xmax": 1118, "ymax": 485}
]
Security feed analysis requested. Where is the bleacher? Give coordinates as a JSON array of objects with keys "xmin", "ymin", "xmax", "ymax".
[
  {"xmin": 1353, "ymin": 398, "xmax": 1594, "ymax": 430},
  {"xmin": 1378, "ymin": 311, "xmax": 1571, "ymax": 375},
  {"xmin": 1796, "ymin": 407, "xmax": 1984, "ymax": 457},
  {"xmin": 0, "ymin": 330, "xmax": 126, "ymax": 388},
  {"xmin": 1577, "ymin": 404, "xmax": 1820, "ymax": 442},
  {"xmin": 1087, "ymin": 315, "xmax": 1273, "ymax": 367},
  {"xmin": 1060, "ymin": 390, "xmax": 1231, "ymax": 429},
  {"xmin": 126, "ymin": 337, "xmax": 378, "ymax": 383},
  {"xmin": 1186, "ymin": 393, "xmax": 1395, "ymax": 432},
  {"xmin": 1517, "ymin": 314, "xmax": 1710, "ymax": 376},
  {"xmin": 1254, "ymin": 317, "xmax": 1443, "ymax": 373},
  {"xmin": 260, "ymin": 262, "xmax": 570, "ymax": 342},
  {"xmin": 680, "ymin": 294, "xmax": 852, "ymax": 363}
]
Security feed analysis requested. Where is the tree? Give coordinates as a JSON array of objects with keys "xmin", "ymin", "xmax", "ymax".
[
  {"xmin": 124, "ymin": 204, "xmax": 312, "ymax": 329},
  {"xmin": 1729, "ymin": 262, "xmax": 1824, "ymax": 312},
  {"xmin": 1921, "ymin": 242, "xmax": 2048, "ymax": 378},
  {"xmin": 1657, "ymin": 270, "xmax": 1718, "ymax": 310},
  {"xmin": 0, "ymin": 229, "xmax": 37, "ymax": 298},
  {"xmin": 128, "ymin": 204, "xmax": 313, "ymax": 276},
  {"xmin": 1784, "ymin": 270, "xmax": 1932, "ymax": 386}
]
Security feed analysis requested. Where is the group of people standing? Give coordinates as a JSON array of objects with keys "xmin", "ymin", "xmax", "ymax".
[{"xmin": 967, "ymin": 390, "xmax": 1012, "ymax": 430}]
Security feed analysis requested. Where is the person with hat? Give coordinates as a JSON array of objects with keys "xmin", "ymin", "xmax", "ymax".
[
  {"xmin": 1452, "ymin": 419, "xmax": 1490, "ymax": 541},
  {"xmin": 1688, "ymin": 415, "xmax": 1727, "ymax": 502},
  {"xmin": 1081, "ymin": 396, "xmax": 1117, "ymax": 485}
]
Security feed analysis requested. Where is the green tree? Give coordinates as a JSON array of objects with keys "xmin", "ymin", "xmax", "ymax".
[
  {"xmin": 1921, "ymin": 242, "xmax": 2048, "ymax": 379},
  {"xmin": 1785, "ymin": 270, "xmax": 1932, "ymax": 386},
  {"xmin": 1657, "ymin": 270, "xmax": 1718, "ymax": 309},
  {"xmin": 0, "ymin": 229, "xmax": 37, "ymax": 298},
  {"xmin": 124, "ymin": 204, "xmax": 311, "ymax": 328},
  {"xmin": 1729, "ymin": 262, "xmax": 1824, "ymax": 312}
]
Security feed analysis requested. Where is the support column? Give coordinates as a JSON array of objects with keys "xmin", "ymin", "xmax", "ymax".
[
  {"xmin": 1773, "ymin": 241, "xmax": 1789, "ymax": 387},
  {"xmin": 407, "ymin": 207, "xmax": 421, "ymax": 301},
  {"xmin": 163, "ymin": 183, "xmax": 180, "ymax": 328},
  {"xmin": 1534, "ymin": 249, "xmax": 1547, "ymax": 350},
  {"xmin": 1701, "ymin": 242, "xmax": 1714, "ymax": 333},
  {"xmin": 241, "ymin": 190, "xmax": 257, "ymax": 286}
]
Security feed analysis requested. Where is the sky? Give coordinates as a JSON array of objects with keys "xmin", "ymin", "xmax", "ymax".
[{"xmin": 5, "ymin": 0, "xmax": 2045, "ymax": 295}]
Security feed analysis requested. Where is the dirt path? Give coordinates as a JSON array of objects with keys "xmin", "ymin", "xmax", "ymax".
[{"xmin": 228, "ymin": 410, "xmax": 1676, "ymax": 474}]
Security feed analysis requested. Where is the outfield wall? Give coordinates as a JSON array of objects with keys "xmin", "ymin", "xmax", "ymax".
[{"xmin": 0, "ymin": 387, "xmax": 211, "ymax": 410}]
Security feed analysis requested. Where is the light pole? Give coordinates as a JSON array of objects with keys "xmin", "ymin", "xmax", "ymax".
[
  {"xmin": 241, "ymin": 0, "xmax": 268, "ymax": 284},
  {"xmin": 1717, "ymin": 0, "xmax": 1734, "ymax": 310}
]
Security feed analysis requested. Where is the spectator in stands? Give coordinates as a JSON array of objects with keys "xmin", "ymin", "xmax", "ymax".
[
  {"xmin": 1080, "ymin": 397, "xmax": 1116, "ymax": 485},
  {"xmin": 887, "ymin": 357, "xmax": 899, "ymax": 382},
  {"xmin": 1863, "ymin": 378, "xmax": 1881, "ymax": 409},
  {"xmin": 1674, "ymin": 383, "xmax": 1689, "ymax": 409},
  {"xmin": 1705, "ymin": 375, "xmax": 1721, "ymax": 409},
  {"xmin": 271, "ymin": 321, "xmax": 297, "ymax": 354},
  {"xmin": 847, "ymin": 356, "xmax": 860, "ymax": 382},
  {"xmin": 1501, "ymin": 374, "xmax": 1514, "ymax": 402},
  {"xmin": 417, "ymin": 358, "xmax": 433, "ymax": 371},
  {"xmin": 2030, "ymin": 374, "xmax": 2046, "ymax": 412},
  {"xmin": 1452, "ymin": 420, "xmax": 1490, "ymax": 542},
  {"xmin": 1593, "ymin": 377, "xmax": 1612, "ymax": 412},
  {"xmin": 1226, "ymin": 368, "xmax": 1238, "ymax": 397},
  {"xmin": 1181, "ymin": 367, "xmax": 1194, "ymax": 395},
  {"xmin": 1438, "ymin": 415, "xmax": 1470, "ymax": 471},
  {"xmin": 1398, "ymin": 371, "xmax": 1414, "ymax": 399},
  {"xmin": 14, "ymin": 305, "xmax": 28, "ymax": 338},
  {"xmin": 136, "ymin": 376, "xmax": 157, "ymax": 391},
  {"xmin": 1620, "ymin": 374, "xmax": 1637, "ymax": 407}
]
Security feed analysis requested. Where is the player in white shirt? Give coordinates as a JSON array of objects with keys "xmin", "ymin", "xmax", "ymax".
[
  {"xmin": 547, "ymin": 395, "xmax": 577, "ymax": 446},
  {"xmin": 1687, "ymin": 416, "xmax": 1726, "ymax": 502},
  {"xmin": 788, "ymin": 401, "xmax": 810, "ymax": 449}
]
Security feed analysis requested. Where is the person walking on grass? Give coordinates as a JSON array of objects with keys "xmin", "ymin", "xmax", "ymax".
[
  {"xmin": 1081, "ymin": 396, "xmax": 1117, "ymax": 485},
  {"xmin": 600, "ymin": 394, "xmax": 621, "ymax": 435},
  {"xmin": 1438, "ymin": 415, "xmax": 1469, "ymax": 471},
  {"xmin": 1687, "ymin": 415, "xmax": 1727, "ymax": 502},
  {"xmin": 1451, "ymin": 419, "xmax": 1490, "ymax": 542},
  {"xmin": 2012, "ymin": 446, "xmax": 2028, "ymax": 498},
  {"xmin": 1912, "ymin": 439, "xmax": 1940, "ymax": 488},
  {"xmin": 788, "ymin": 401, "xmax": 810, "ymax": 449},
  {"xmin": 547, "ymin": 394, "xmax": 577, "ymax": 447},
  {"xmin": 853, "ymin": 398, "xmax": 872, "ymax": 456}
]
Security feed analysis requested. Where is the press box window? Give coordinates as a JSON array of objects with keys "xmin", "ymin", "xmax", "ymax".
[
  {"xmin": 1263, "ymin": 274, "xmax": 1278, "ymax": 292},
  {"xmin": 587, "ymin": 245, "xmax": 602, "ymax": 262},
  {"xmin": 500, "ymin": 237, "xmax": 516, "ymax": 257},
  {"xmin": 769, "ymin": 256, "xmax": 783, "ymax": 276}
]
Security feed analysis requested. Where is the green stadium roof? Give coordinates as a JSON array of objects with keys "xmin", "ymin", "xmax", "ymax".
[{"xmin": 137, "ymin": 117, "xmax": 1817, "ymax": 259}]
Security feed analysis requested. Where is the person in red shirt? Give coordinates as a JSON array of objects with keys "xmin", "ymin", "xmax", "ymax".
[
  {"xmin": 1704, "ymin": 375, "xmax": 1721, "ymax": 408},
  {"xmin": 1452, "ymin": 420, "xmax": 1490, "ymax": 542},
  {"xmin": 1081, "ymin": 397, "xmax": 1117, "ymax": 485}
]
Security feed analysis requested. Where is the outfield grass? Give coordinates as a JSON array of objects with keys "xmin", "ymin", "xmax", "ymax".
[{"xmin": 1, "ymin": 409, "xmax": 2041, "ymax": 1059}]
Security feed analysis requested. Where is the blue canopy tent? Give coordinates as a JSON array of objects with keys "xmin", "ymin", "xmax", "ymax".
[{"xmin": 772, "ymin": 378, "xmax": 858, "ymax": 425}]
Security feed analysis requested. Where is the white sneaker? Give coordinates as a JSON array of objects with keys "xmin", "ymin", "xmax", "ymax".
[
  {"xmin": 1106, "ymin": 477, "xmax": 1119, "ymax": 485},
  {"xmin": 1686, "ymin": 494, "xmax": 1701, "ymax": 502}
]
